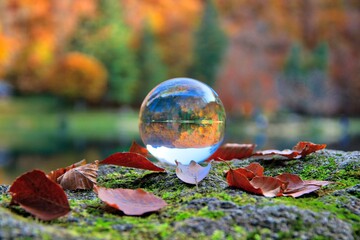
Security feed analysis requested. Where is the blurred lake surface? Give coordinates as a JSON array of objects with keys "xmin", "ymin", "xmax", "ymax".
[{"xmin": 0, "ymin": 106, "xmax": 359, "ymax": 184}]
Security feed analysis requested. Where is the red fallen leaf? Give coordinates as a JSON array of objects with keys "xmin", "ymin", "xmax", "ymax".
[
  {"xmin": 250, "ymin": 176, "xmax": 286, "ymax": 197},
  {"xmin": 276, "ymin": 173, "xmax": 332, "ymax": 198},
  {"xmin": 293, "ymin": 141, "xmax": 327, "ymax": 158},
  {"xmin": 226, "ymin": 168, "xmax": 285, "ymax": 197},
  {"xmin": 245, "ymin": 162, "xmax": 264, "ymax": 177},
  {"xmin": 57, "ymin": 161, "xmax": 98, "ymax": 190},
  {"xmin": 230, "ymin": 167, "xmax": 257, "ymax": 179},
  {"xmin": 253, "ymin": 141, "xmax": 326, "ymax": 160},
  {"xmin": 226, "ymin": 163, "xmax": 332, "ymax": 198},
  {"xmin": 9, "ymin": 170, "xmax": 70, "ymax": 221},
  {"xmin": 100, "ymin": 152, "xmax": 165, "ymax": 172},
  {"xmin": 225, "ymin": 162, "xmax": 263, "ymax": 180},
  {"xmin": 226, "ymin": 168, "xmax": 263, "ymax": 194},
  {"xmin": 47, "ymin": 159, "xmax": 87, "ymax": 182},
  {"xmin": 275, "ymin": 173, "xmax": 304, "ymax": 192},
  {"xmin": 175, "ymin": 160, "xmax": 211, "ymax": 185},
  {"xmin": 207, "ymin": 143, "xmax": 256, "ymax": 161},
  {"xmin": 129, "ymin": 141, "xmax": 149, "ymax": 157},
  {"xmin": 252, "ymin": 149, "xmax": 300, "ymax": 159},
  {"xmin": 94, "ymin": 186, "xmax": 167, "ymax": 215}
]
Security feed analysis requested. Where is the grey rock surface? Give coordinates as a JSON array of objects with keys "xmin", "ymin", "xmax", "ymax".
[
  {"xmin": 182, "ymin": 198, "xmax": 354, "ymax": 239},
  {"xmin": 0, "ymin": 208, "xmax": 77, "ymax": 240},
  {"xmin": 0, "ymin": 150, "xmax": 359, "ymax": 239}
]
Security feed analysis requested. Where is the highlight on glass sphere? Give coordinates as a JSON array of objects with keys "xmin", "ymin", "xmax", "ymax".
[{"xmin": 139, "ymin": 77, "xmax": 226, "ymax": 165}]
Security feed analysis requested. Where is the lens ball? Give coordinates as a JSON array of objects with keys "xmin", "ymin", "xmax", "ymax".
[{"xmin": 139, "ymin": 78, "xmax": 226, "ymax": 165}]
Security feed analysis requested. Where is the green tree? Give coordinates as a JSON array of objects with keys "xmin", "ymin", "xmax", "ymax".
[
  {"xmin": 70, "ymin": 0, "xmax": 138, "ymax": 104},
  {"xmin": 284, "ymin": 42, "xmax": 329, "ymax": 79},
  {"xmin": 191, "ymin": 0, "xmax": 227, "ymax": 87},
  {"xmin": 284, "ymin": 43, "xmax": 303, "ymax": 80},
  {"xmin": 312, "ymin": 42, "xmax": 328, "ymax": 70},
  {"xmin": 135, "ymin": 22, "xmax": 167, "ymax": 105}
]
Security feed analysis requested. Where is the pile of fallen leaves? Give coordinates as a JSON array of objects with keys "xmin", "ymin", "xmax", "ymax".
[{"xmin": 6, "ymin": 141, "xmax": 329, "ymax": 221}]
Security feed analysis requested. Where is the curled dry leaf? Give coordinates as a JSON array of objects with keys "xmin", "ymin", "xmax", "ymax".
[
  {"xmin": 94, "ymin": 186, "xmax": 167, "ymax": 216},
  {"xmin": 276, "ymin": 173, "xmax": 332, "ymax": 198},
  {"xmin": 226, "ymin": 162, "xmax": 332, "ymax": 198},
  {"xmin": 57, "ymin": 161, "xmax": 98, "ymax": 190},
  {"xmin": 9, "ymin": 170, "xmax": 70, "ymax": 221},
  {"xmin": 227, "ymin": 168, "xmax": 263, "ymax": 194},
  {"xmin": 100, "ymin": 152, "xmax": 165, "ymax": 172},
  {"xmin": 253, "ymin": 141, "xmax": 326, "ymax": 160},
  {"xmin": 207, "ymin": 143, "xmax": 256, "ymax": 161},
  {"xmin": 175, "ymin": 160, "xmax": 211, "ymax": 185},
  {"xmin": 129, "ymin": 141, "xmax": 149, "ymax": 157},
  {"xmin": 47, "ymin": 159, "xmax": 87, "ymax": 182},
  {"xmin": 226, "ymin": 167, "xmax": 285, "ymax": 197},
  {"xmin": 252, "ymin": 149, "xmax": 299, "ymax": 160},
  {"xmin": 292, "ymin": 141, "xmax": 327, "ymax": 158},
  {"xmin": 245, "ymin": 162, "xmax": 264, "ymax": 177},
  {"xmin": 250, "ymin": 176, "xmax": 286, "ymax": 197}
]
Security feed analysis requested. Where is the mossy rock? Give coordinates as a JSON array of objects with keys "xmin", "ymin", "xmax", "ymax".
[{"xmin": 0, "ymin": 150, "xmax": 359, "ymax": 239}]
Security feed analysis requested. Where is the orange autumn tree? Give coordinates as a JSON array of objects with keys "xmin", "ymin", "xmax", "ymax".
[
  {"xmin": 0, "ymin": 0, "xmax": 96, "ymax": 93},
  {"xmin": 47, "ymin": 52, "xmax": 107, "ymax": 102},
  {"xmin": 2, "ymin": 0, "xmax": 56, "ymax": 92},
  {"xmin": 0, "ymin": 30, "xmax": 15, "ymax": 78}
]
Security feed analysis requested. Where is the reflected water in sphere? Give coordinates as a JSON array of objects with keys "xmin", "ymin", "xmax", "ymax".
[{"xmin": 139, "ymin": 78, "xmax": 226, "ymax": 165}]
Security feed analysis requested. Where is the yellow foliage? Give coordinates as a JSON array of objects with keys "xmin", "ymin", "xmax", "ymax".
[
  {"xmin": 0, "ymin": 32, "xmax": 16, "ymax": 78},
  {"xmin": 48, "ymin": 52, "xmax": 107, "ymax": 102}
]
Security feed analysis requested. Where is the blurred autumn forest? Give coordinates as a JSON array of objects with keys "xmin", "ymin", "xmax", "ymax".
[{"xmin": 0, "ymin": 0, "xmax": 359, "ymax": 116}]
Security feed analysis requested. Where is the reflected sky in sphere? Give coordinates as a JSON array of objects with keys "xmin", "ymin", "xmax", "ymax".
[{"xmin": 139, "ymin": 78, "xmax": 226, "ymax": 165}]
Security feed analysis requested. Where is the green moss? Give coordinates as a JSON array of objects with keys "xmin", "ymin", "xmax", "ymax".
[
  {"xmin": 175, "ymin": 211, "xmax": 193, "ymax": 221},
  {"xmin": 312, "ymin": 235, "xmax": 331, "ymax": 240},
  {"xmin": 247, "ymin": 228, "xmax": 271, "ymax": 240},
  {"xmin": 0, "ymin": 194, "xmax": 10, "ymax": 204},
  {"xmin": 198, "ymin": 207, "xmax": 225, "ymax": 219},
  {"xmin": 233, "ymin": 226, "xmax": 247, "ymax": 239},
  {"xmin": 169, "ymin": 206, "xmax": 225, "ymax": 222},
  {"xmin": 211, "ymin": 230, "xmax": 225, "ymax": 240},
  {"xmin": 300, "ymin": 157, "xmax": 336, "ymax": 179},
  {"xmin": 97, "ymin": 169, "xmax": 144, "ymax": 189},
  {"xmin": 274, "ymin": 195, "xmax": 360, "ymax": 235},
  {"xmin": 331, "ymin": 169, "xmax": 360, "ymax": 189},
  {"xmin": 161, "ymin": 189, "xmax": 183, "ymax": 201}
]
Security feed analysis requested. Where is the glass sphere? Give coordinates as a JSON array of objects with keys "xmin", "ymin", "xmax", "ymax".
[{"xmin": 139, "ymin": 78, "xmax": 226, "ymax": 165}]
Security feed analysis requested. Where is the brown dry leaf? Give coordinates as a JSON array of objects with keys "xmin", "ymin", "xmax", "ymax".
[
  {"xmin": 100, "ymin": 152, "xmax": 165, "ymax": 172},
  {"xmin": 276, "ymin": 173, "xmax": 332, "ymax": 198},
  {"xmin": 207, "ymin": 143, "xmax": 256, "ymax": 161},
  {"xmin": 175, "ymin": 160, "xmax": 211, "ymax": 185},
  {"xmin": 253, "ymin": 141, "xmax": 326, "ymax": 160},
  {"xmin": 293, "ymin": 141, "xmax": 327, "ymax": 158},
  {"xmin": 244, "ymin": 162, "xmax": 264, "ymax": 177},
  {"xmin": 47, "ymin": 159, "xmax": 87, "ymax": 182},
  {"xmin": 226, "ymin": 163, "xmax": 332, "ymax": 198},
  {"xmin": 250, "ymin": 176, "xmax": 286, "ymax": 197},
  {"xmin": 226, "ymin": 168, "xmax": 285, "ymax": 197},
  {"xmin": 9, "ymin": 170, "xmax": 70, "ymax": 221},
  {"xmin": 252, "ymin": 149, "xmax": 300, "ymax": 160},
  {"xmin": 57, "ymin": 161, "xmax": 98, "ymax": 190},
  {"xmin": 226, "ymin": 168, "xmax": 264, "ymax": 195},
  {"xmin": 129, "ymin": 141, "xmax": 149, "ymax": 157},
  {"xmin": 94, "ymin": 186, "xmax": 167, "ymax": 216}
]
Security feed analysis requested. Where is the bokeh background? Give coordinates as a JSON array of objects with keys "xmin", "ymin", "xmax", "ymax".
[{"xmin": 0, "ymin": 0, "xmax": 359, "ymax": 183}]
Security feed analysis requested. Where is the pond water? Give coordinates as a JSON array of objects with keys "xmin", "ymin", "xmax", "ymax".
[{"xmin": 0, "ymin": 115, "xmax": 359, "ymax": 185}]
